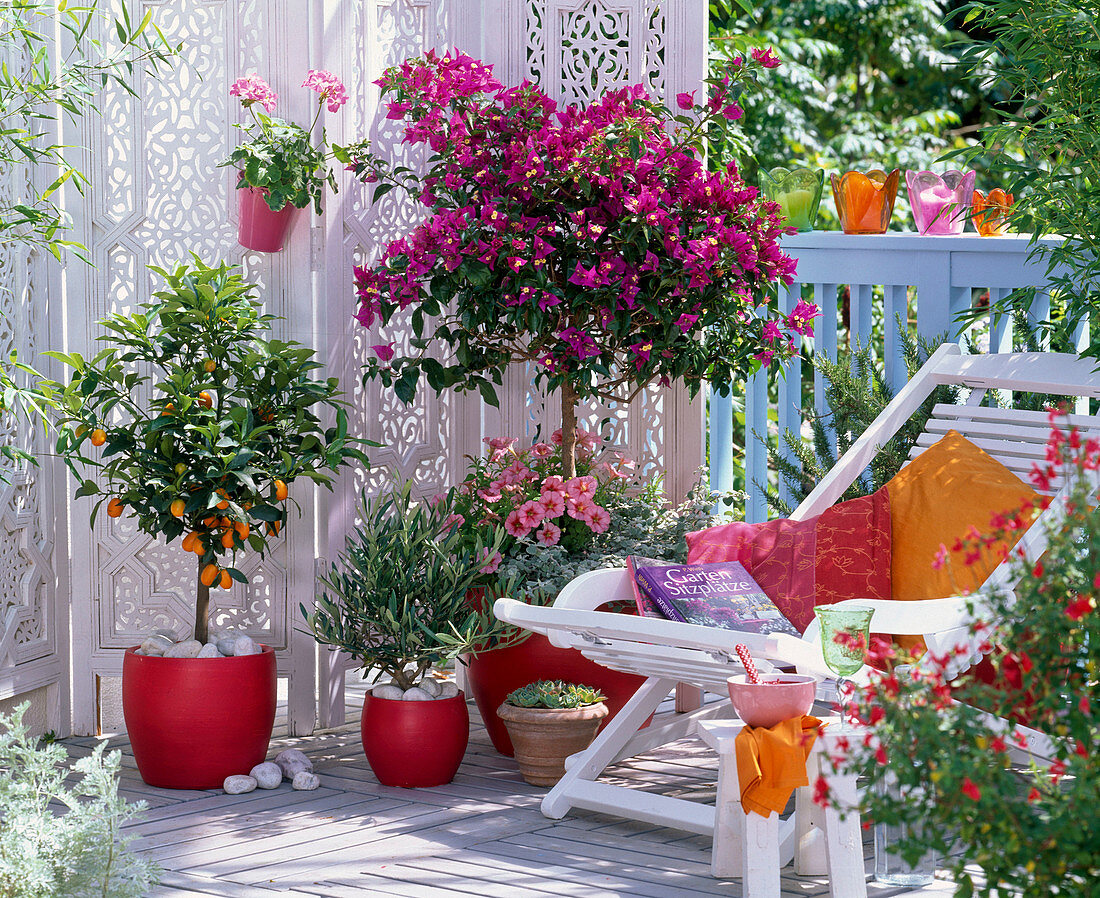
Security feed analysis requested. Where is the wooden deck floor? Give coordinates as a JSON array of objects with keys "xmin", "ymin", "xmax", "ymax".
[{"xmin": 62, "ymin": 677, "xmax": 957, "ymax": 898}]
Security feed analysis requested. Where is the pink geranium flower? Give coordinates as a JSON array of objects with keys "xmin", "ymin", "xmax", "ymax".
[
  {"xmin": 230, "ymin": 74, "xmax": 278, "ymax": 112},
  {"xmin": 535, "ymin": 522, "xmax": 562, "ymax": 546},
  {"xmin": 302, "ymin": 69, "xmax": 348, "ymax": 112}
]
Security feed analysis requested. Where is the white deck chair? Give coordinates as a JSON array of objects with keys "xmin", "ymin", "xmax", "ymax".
[{"xmin": 494, "ymin": 344, "xmax": 1100, "ymax": 848}]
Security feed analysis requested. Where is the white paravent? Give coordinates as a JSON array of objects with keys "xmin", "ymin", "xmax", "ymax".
[{"xmin": 11, "ymin": 0, "xmax": 707, "ymax": 735}]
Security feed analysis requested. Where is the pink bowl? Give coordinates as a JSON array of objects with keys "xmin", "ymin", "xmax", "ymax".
[{"xmin": 727, "ymin": 674, "xmax": 818, "ymax": 728}]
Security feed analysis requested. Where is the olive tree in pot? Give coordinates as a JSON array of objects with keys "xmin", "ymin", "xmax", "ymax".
[
  {"xmin": 304, "ymin": 481, "xmax": 508, "ymax": 788},
  {"xmin": 497, "ymin": 680, "xmax": 608, "ymax": 787},
  {"xmin": 47, "ymin": 258, "xmax": 368, "ymax": 789}
]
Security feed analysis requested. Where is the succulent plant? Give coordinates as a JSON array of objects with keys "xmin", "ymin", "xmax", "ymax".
[{"xmin": 504, "ymin": 680, "xmax": 606, "ymax": 710}]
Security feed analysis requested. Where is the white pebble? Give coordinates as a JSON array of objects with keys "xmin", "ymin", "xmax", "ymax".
[
  {"xmin": 420, "ymin": 679, "xmax": 442, "ymax": 697},
  {"xmin": 438, "ymin": 682, "xmax": 460, "ymax": 699},
  {"xmin": 292, "ymin": 771, "xmax": 320, "ymax": 791},
  {"xmin": 402, "ymin": 687, "xmax": 432, "ymax": 701},
  {"xmin": 372, "ymin": 684, "xmax": 404, "ymax": 701},
  {"xmin": 138, "ymin": 634, "xmax": 173, "ymax": 656},
  {"xmin": 197, "ymin": 642, "xmax": 221, "ymax": 658},
  {"xmin": 233, "ymin": 635, "xmax": 260, "ymax": 656},
  {"xmin": 250, "ymin": 762, "xmax": 282, "ymax": 789},
  {"xmin": 165, "ymin": 639, "xmax": 202, "ymax": 658},
  {"xmin": 216, "ymin": 632, "xmax": 243, "ymax": 655},
  {"xmin": 274, "ymin": 748, "xmax": 312, "ymax": 780},
  {"xmin": 223, "ymin": 775, "xmax": 257, "ymax": 794}
]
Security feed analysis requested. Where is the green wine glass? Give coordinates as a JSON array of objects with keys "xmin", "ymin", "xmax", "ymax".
[{"xmin": 814, "ymin": 604, "xmax": 875, "ymax": 724}]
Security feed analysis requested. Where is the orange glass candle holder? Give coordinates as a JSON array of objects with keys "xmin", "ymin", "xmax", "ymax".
[
  {"xmin": 830, "ymin": 169, "xmax": 899, "ymax": 234},
  {"xmin": 971, "ymin": 189, "xmax": 1015, "ymax": 236}
]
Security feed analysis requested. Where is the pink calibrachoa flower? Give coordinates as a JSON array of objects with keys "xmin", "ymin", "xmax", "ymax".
[
  {"xmin": 303, "ymin": 69, "xmax": 349, "ymax": 112},
  {"xmin": 584, "ymin": 504, "xmax": 611, "ymax": 533},
  {"xmin": 529, "ymin": 442, "xmax": 554, "ymax": 459},
  {"xmin": 515, "ymin": 499, "xmax": 545, "ymax": 532},
  {"xmin": 230, "ymin": 74, "xmax": 278, "ymax": 112},
  {"xmin": 541, "ymin": 475, "xmax": 566, "ymax": 496},
  {"xmin": 478, "ymin": 548, "xmax": 502, "ymax": 574},
  {"xmin": 535, "ymin": 522, "xmax": 562, "ymax": 546},
  {"xmin": 504, "ymin": 509, "xmax": 531, "ymax": 539},
  {"xmin": 537, "ymin": 491, "xmax": 566, "ymax": 518},
  {"xmin": 565, "ymin": 475, "xmax": 597, "ymax": 502},
  {"xmin": 566, "ymin": 495, "xmax": 597, "ymax": 521}
]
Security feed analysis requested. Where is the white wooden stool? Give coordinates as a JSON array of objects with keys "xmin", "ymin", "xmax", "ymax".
[{"xmin": 697, "ymin": 716, "xmax": 867, "ymax": 898}]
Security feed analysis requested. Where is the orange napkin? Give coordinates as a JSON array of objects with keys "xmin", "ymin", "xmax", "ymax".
[{"xmin": 734, "ymin": 715, "xmax": 823, "ymax": 817}]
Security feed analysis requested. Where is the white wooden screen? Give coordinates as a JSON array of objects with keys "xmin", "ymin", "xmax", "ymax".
[
  {"xmin": 3, "ymin": 0, "xmax": 710, "ymax": 735},
  {"xmin": 0, "ymin": 28, "xmax": 67, "ymax": 734}
]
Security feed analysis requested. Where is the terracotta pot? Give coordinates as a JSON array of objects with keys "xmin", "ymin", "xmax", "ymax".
[
  {"xmin": 236, "ymin": 185, "xmax": 300, "ymax": 252},
  {"xmin": 360, "ymin": 691, "xmax": 469, "ymax": 788},
  {"xmin": 463, "ymin": 632, "xmax": 647, "ymax": 756},
  {"xmin": 496, "ymin": 701, "xmax": 609, "ymax": 786},
  {"xmin": 122, "ymin": 645, "xmax": 276, "ymax": 790}
]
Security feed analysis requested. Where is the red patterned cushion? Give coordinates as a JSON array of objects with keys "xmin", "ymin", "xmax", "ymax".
[{"xmin": 685, "ymin": 488, "xmax": 892, "ymax": 633}]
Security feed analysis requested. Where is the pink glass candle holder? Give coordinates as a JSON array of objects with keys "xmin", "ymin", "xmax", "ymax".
[
  {"xmin": 830, "ymin": 169, "xmax": 899, "ymax": 235},
  {"xmin": 905, "ymin": 170, "xmax": 976, "ymax": 236}
]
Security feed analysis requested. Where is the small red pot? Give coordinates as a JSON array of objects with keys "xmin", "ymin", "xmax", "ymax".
[
  {"xmin": 122, "ymin": 645, "xmax": 277, "ymax": 790},
  {"xmin": 360, "ymin": 691, "xmax": 469, "ymax": 788},
  {"xmin": 237, "ymin": 185, "xmax": 299, "ymax": 252},
  {"xmin": 463, "ymin": 633, "xmax": 647, "ymax": 756}
]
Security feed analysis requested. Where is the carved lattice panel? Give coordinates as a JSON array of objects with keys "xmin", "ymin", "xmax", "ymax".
[
  {"xmin": 67, "ymin": 0, "xmax": 317, "ymax": 734},
  {"xmin": 324, "ymin": 0, "xmax": 476, "ymax": 511},
  {"xmin": 0, "ymin": 31, "xmax": 61, "ymax": 711},
  {"xmin": 481, "ymin": 0, "xmax": 708, "ymax": 501}
]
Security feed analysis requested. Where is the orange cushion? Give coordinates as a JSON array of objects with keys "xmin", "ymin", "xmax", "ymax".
[{"xmin": 887, "ymin": 429, "xmax": 1039, "ymax": 604}]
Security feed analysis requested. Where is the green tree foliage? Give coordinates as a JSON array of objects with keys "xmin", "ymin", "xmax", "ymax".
[
  {"xmin": 950, "ymin": 0, "xmax": 1100, "ymax": 358},
  {"xmin": 710, "ymin": 1, "xmax": 996, "ymax": 192}
]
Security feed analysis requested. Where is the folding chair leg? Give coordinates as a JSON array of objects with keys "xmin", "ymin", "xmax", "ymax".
[{"xmin": 542, "ymin": 676, "xmax": 677, "ymax": 819}]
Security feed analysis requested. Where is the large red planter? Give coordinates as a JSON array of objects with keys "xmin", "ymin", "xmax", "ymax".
[
  {"xmin": 122, "ymin": 645, "xmax": 277, "ymax": 790},
  {"xmin": 237, "ymin": 185, "xmax": 300, "ymax": 252},
  {"xmin": 361, "ymin": 691, "xmax": 469, "ymax": 788},
  {"xmin": 463, "ymin": 633, "xmax": 646, "ymax": 756}
]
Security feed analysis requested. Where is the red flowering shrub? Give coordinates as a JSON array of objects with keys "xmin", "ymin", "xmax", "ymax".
[
  {"xmin": 342, "ymin": 50, "xmax": 810, "ymax": 475},
  {"xmin": 820, "ymin": 411, "xmax": 1100, "ymax": 897}
]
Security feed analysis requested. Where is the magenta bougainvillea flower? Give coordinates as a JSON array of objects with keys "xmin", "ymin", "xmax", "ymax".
[{"xmin": 346, "ymin": 48, "xmax": 811, "ymax": 474}]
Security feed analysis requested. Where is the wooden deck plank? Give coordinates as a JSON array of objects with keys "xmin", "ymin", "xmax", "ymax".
[{"xmin": 58, "ymin": 674, "xmax": 949, "ymax": 898}]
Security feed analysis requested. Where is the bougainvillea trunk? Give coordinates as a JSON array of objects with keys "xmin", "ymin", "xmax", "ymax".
[
  {"xmin": 195, "ymin": 559, "xmax": 210, "ymax": 644},
  {"xmin": 560, "ymin": 381, "xmax": 578, "ymax": 481}
]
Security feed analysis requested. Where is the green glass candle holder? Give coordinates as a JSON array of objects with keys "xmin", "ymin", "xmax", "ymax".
[{"xmin": 761, "ymin": 166, "xmax": 825, "ymax": 232}]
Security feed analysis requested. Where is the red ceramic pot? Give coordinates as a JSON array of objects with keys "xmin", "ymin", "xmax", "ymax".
[
  {"xmin": 360, "ymin": 691, "xmax": 469, "ymax": 788},
  {"xmin": 463, "ymin": 633, "xmax": 646, "ymax": 756},
  {"xmin": 122, "ymin": 645, "xmax": 277, "ymax": 790},
  {"xmin": 237, "ymin": 185, "xmax": 299, "ymax": 252}
]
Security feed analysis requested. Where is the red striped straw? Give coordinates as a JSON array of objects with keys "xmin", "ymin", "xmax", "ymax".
[{"xmin": 735, "ymin": 644, "xmax": 760, "ymax": 684}]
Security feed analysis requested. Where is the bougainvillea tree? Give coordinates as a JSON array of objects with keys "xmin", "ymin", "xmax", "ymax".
[{"xmin": 344, "ymin": 50, "xmax": 812, "ymax": 477}]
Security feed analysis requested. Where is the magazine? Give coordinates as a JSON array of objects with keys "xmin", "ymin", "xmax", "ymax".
[
  {"xmin": 632, "ymin": 560, "xmax": 800, "ymax": 636},
  {"xmin": 624, "ymin": 555, "xmax": 674, "ymax": 619}
]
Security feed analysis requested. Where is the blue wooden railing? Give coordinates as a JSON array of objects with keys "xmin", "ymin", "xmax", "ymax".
[{"xmin": 708, "ymin": 232, "xmax": 1077, "ymax": 522}]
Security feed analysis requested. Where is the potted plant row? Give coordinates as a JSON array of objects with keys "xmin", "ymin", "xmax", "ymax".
[
  {"xmin": 304, "ymin": 481, "xmax": 508, "ymax": 788},
  {"xmin": 47, "ymin": 257, "xmax": 369, "ymax": 790}
]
